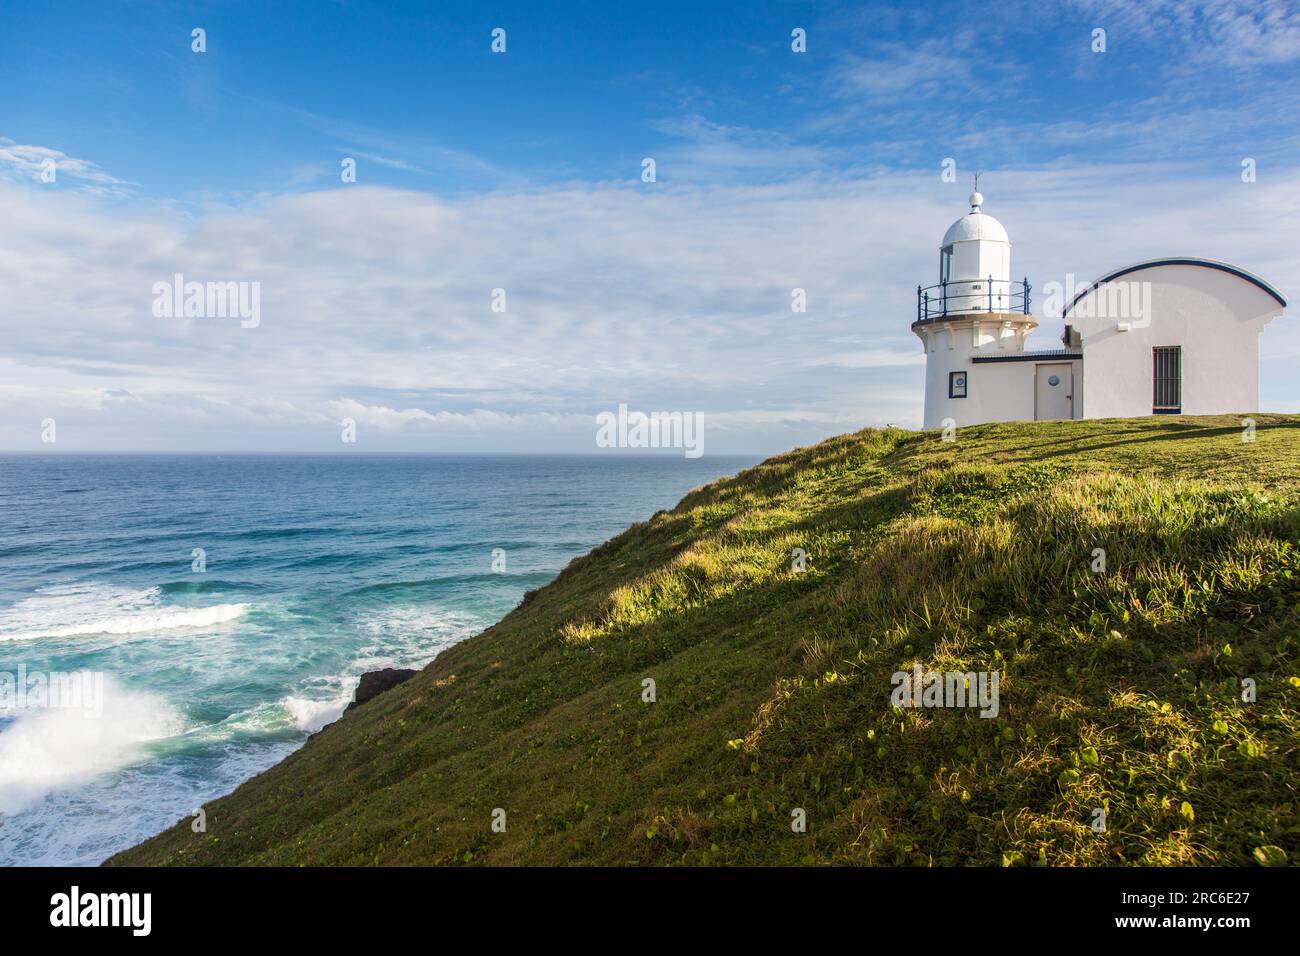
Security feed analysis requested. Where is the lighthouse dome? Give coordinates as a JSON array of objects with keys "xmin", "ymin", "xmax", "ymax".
[
  {"xmin": 942, "ymin": 211, "xmax": 1009, "ymax": 245},
  {"xmin": 942, "ymin": 191, "xmax": 1009, "ymax": 246}
]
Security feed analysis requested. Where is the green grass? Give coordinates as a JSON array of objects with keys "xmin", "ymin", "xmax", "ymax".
[{"xmin": 110, "ymin": 415, "xmax": 1300, "ymax": 866}]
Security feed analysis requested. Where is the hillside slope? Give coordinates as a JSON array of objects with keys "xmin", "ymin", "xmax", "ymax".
[{"xmin": 111, "ymin": 416, "xmax": 1300, "ymax": 866}]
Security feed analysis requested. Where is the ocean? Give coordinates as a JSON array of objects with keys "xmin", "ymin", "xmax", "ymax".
[{"xmin": 0, "ymin": 453, "xmax": 756, "ymax": 866}]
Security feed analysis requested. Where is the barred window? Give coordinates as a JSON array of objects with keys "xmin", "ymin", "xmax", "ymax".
[{"xmin": 1153, "ymin": 346, "xmax": 1181, "ymax": 413}]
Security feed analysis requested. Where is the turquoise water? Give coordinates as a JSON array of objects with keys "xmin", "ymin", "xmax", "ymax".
[{"xmin": 0, "ymin": 454, "xmax": 755, "ymax": 865}]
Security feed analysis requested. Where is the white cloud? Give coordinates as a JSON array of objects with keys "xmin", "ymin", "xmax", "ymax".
[
  {"xmin": 0, "ymin": 140, "xmax": 130, "ymax": 192},
  {"xmin": 0, "ymin": 157, "xmax": 1296, "ymax": 452}
]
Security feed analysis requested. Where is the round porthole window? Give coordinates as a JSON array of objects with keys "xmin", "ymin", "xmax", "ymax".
[{"xmin": 1048, "ymin": 375, "xmax": 1061, "ymax": 387}]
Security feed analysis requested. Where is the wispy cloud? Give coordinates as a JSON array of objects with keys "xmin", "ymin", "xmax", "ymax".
[
  {"xmin": 0, "ymin": 140, "xmax": 132, "ymax": 193},
  {"xmin": 831, "ymin": 31, "xmax": 989, "ymax": 99},
  {"xmin": 650, "ymin": 115, "xmax": 836, "ymax": 181},
  {"xmin": 279, "ymin": 105, "xmax": 508, "ymax": 187},
  {"xmin": 1067, "ymin": 0, "xmax": 1300, "ymax": 67}
]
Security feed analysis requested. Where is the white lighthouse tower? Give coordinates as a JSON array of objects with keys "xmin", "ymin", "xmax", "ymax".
[
  {"xmin": 913, "ymin": 183, "xmax": 1037, "ymax": 428},
  {"xmin": 907, "ymin": 179, "xmax": 1286, "ymax": 428}
]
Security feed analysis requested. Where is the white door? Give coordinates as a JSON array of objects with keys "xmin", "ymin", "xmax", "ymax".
[{"xmin": 1035, "ymin": 364, "xmax": 1073, "ymax": 420}]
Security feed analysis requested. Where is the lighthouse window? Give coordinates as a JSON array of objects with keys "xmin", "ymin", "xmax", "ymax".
[
  {"xmin": 1152, "ymin": 346, "xmax": 1182, "ymax": 413},
  {"xmin": 940, "ymin": 246, "xmax": 953, "ymax": 284},
  {"xmin": 949, "ymin": 371, "xmax": 967, "ymax": 398}
]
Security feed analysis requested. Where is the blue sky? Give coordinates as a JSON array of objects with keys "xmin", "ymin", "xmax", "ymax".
[{"xmin": 2, "ymin": 0, "xmax": 1299, "ymax": 452}]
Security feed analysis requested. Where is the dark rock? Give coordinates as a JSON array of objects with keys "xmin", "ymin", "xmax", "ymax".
[{"xmin": 346, "ymin": 668, "xmax": 418, "ymax": 711}]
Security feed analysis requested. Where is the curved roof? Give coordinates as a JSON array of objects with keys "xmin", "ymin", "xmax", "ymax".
[
  {"xmin": 942, "ymin": 211, "xmax": 1009, "ymax": 246},
  {"xmin": 1063, "ymin": 257, "xmax": 1287, "ymax": 317}
]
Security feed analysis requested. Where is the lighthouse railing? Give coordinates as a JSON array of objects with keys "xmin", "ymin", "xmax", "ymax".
[{"xmin": 915, "ymin": 278, "xmax": 1031, "ymax": 321}]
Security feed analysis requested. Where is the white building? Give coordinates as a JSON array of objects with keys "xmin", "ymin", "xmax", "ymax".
[{"xmin": 913, "ymin": 190, "xmax": 1288, "ymax": 428}]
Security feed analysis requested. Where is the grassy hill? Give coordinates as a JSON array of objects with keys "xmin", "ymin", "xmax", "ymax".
[{"xmin": 111, "ymin": 416, "xmax": 1300, "ymax": 866}]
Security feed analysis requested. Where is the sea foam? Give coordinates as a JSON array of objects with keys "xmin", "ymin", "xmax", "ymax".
[
  {"xmin": 0, "ymin": 677, "xmax": 183, "ymax": 815},
  {"xmin": 0, "ymin": 583, "xmax": 249, "ymax": 642}
]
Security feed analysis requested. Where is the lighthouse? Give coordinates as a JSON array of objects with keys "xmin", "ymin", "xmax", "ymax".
[
  {"xmin": 913, "ymin": 185, "xmax": 1036, "ymax": 428},
  {"xmin": 908, "ymin": 182, "xmax": 1286, "ymax": 428}
]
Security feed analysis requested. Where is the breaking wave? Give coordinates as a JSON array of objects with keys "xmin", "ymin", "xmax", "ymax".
[
  {"xmin": 0, "ymin": 678, "xmax": 183, "ymax": 816},
  {"xmin": 0, "ymin": 583, "xmax": 250, "ymax": 642}
]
